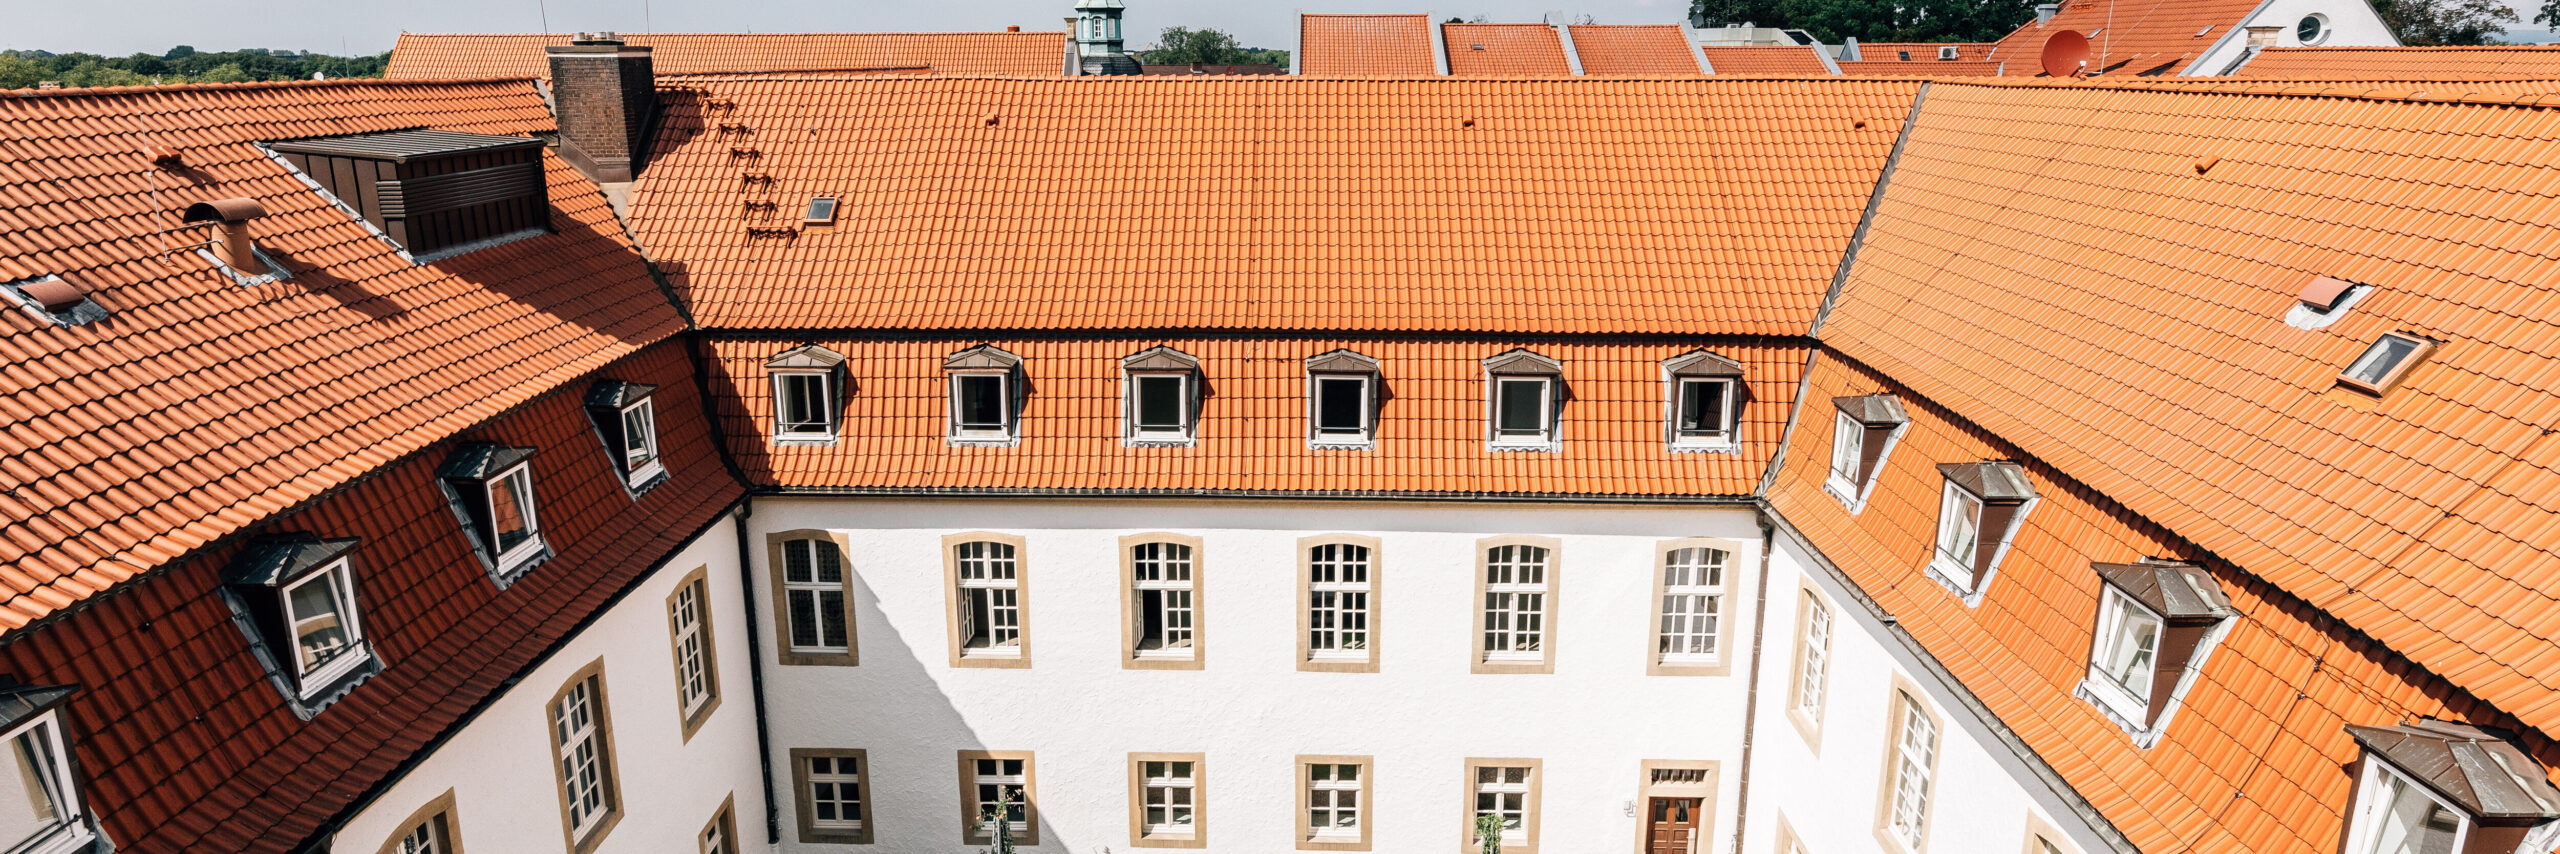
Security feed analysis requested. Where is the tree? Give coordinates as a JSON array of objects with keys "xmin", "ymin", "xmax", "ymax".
[
  {"xmin": 197, "ymin": 63, "xmax": 252, "ymax": 83},
  {"xmin": 2540, "ymin": 0, "xmax": 2560, "ymax": 32},
  {"xmin": 978, "ymin": 793, "xmax": 1019, "ymax": 854},
  {"xmin": 163, "ymin": 45, "xmax": 195, "ymax": 60},
  {"xmin": 1474, "ymin": 813, "xmax": 1507, "ymax": 854},
  {"xmin": 1136, "ymin": 26, "xmax": 1289, "ymax": 67},
  {"xmin": 2376, "ymin": 0, "xmax": 2516, "ymax": 43}
]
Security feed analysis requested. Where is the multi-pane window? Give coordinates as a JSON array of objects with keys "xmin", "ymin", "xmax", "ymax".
[
  {"xmin": 1308, "ymin": 542, "xmax": 1372, "ymax": 661},
  {"xmin": 1472, "ymin": 765, "xmax": 1533, "ymax": 846},
  {"xmin": 392, "ymin": 815, "xmax": 447, "ymax": 854},
  {"xmin": 585, "ymin": 381, "xmax": 669, "ymax": 493},
  {"xmin": 1671, "ymin": 377, "xmax": 1735, "ymax": 446},
  {"xmin": 551, "ymin": 671, "xmax": 617, "ymax": 847},
  {"xmin": 220, "ymin": 536, "xmax": 378, "ymax": 709},
  {"xmin": 2347, "ymin": 760, "xmax": 2470, "ymax": 854},
  {"xmin": 0, "ymin": 711, "xmax": 91, "ymax": 854},
  {"xmin": 1656, "ymin": 546, "xmax": 1727, "ymax": 666},
  {"xmin": 1795, "ymin": 597, "xmax": 1833, "ymax": 722},
  {"xmin": 283, "ymin": 559, "xmax": 368, "ymax": 695},
  {"xmin": 669, "ymin": 576, "xmax": 717, "ymax": 727},
  {"xmin": 1130, "ymin": 541, "xmax": 1196, "ymax": 657},
  {"xmin": 808, "ymin": 755, "xmax": 865, "ymax": 832},
  {"xmin": 1492, "ymin": 377, "xmax": 1553, "ymax": 446},
  {"xmin": 773, "ymin": 372, "xmax": 835, "ymax": 439},
  {"xmin": 1482, "ymin": 544, "xmax": 1550, "ymax": 662},
  {"xmin": 1130, "ymin": 374, "xmax": 1192, "ymax": 440},
  {"xmin": 1137, "ymin": 760, "xmax": 1197, "ymax": 837},
  {"xmin": 617, "ymin": 398, "xmax": 662, "ymax": 487},
  {"xmin": 1928, "ymin": 462, "xmax": 2035, "ymax": 599},
  {"xmin": 701, "ymin": 802, "xmax": 736, "ymax": 854},
  {"xmin": 957, "ymin": 540, "xmax": 1024, "ymax": 658},
  {"xmin": 967, "ymin": 756, "xmax": 1032, "ymax": 839},
  {"xmin": 1306, "ymin": 763, "xmax": 1362, "ymax": 839},
  {"xmin": 951, "ymin": 372, "xmax": 1012, "ymax": 439},
  {"xmin": 1311, "ymin": 374, "xmax": 1373, "ymax": 445},
  {"xmin": 783, "ymin": 538, "xmax": 850, "ymax": 654},
  {"xmin": 1885, "ymin": 693, "xmax": 1938, "ymax": 853}
]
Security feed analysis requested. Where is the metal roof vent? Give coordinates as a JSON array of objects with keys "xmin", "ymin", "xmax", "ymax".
[
  {"xmin": 183, "ymin": 198, "xmax": 276, "ymax": 280},
  {"xmin": 2, "ymin": 275, "xmax": 105, "ymax": 325}
]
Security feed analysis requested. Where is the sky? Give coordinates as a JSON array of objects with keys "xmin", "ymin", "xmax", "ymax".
[{"xmin": 0, "ymin": 0, "xmax": 1693, "ymax": 57}]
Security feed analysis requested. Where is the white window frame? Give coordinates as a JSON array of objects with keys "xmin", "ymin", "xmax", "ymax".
[
  {"xmin": 1795, "ymin": 596, "xmax": 1833, "ymax": 723},
  {"xmin": 1472, "ymin": 765, "xmax": 1534, "ymax": 847},
  {"xmin": 670, "ymin": 580, "xmax": 713, "ymax": 719},
  {"xmin": 1668, "ymin": 376, "xmax": 1738, "ymax": 450},
  {"xmin": 1137, "ymin": 759, "xmax": 1198, "ymax": 838},
  {"xmin": 616, "ymin": 397, "xmax": 665, "ymax": 489},
  {"xmin": 281, "ymin": 558, "xmax": 369, "ymax": 697},
  {"xmin": 956, "ymin": 541, "xmax": 1025, "ymax": 659},
  {"xmin": 968, "ymin": 756, "xmax": 1033, "ymax": 839},
  {"xmin": 393, "ymin": 815, "xmax": 449, "ymax": 854},
  {"xmin": 1827, "ymin": 412, "xmax": 1864, "ymax": 489},
  {"xmin": 1654, "ymin": 545, "xmax": 1727, "ymax": 668},
  {"xmin": 2082, "ymin": 587, "xmax": 2162, "ymax": 725},
  {"xmin": 807, "ymin": 754, "xmax": 866, "ymax": 833},
  {"xmin": 1309, "ymin": 373, "xmax": 1375, "ymax": 447},
  {"xmin": 1883, "ymin": 692, "xmax": 1939, "ymax": 854},
  {"xmin": 1306, "ymin": 761, "xmax": 1363, "ymax": 841},
  {"xmin": 1307, "ymin": 542, "xmax": 1373, "ymax": 663},
  {"xmin": 2343, "ymin": 757, "xmax": 2473, "ymax": 854},
  {"xmin": 949, "ymin": 370, "xmax": 1015, "ymax": 443},
  {"xmin": 555, "ymin": 675, "xmax": 613, "ymax": 845},
  {"xmin": 1925, "ymin": 480, "xmax": 1988, "ymax": 598},
  {"xmin": 1481, "ymin": 545, "xmax": 1550, "ymax": 664},
  {"xmin": 0, "ymin": 712, "xmax": 92, "ymax": 854},
  {"xmin": 486, "ymin": 462, "xmax": 546, "ymax": 574},
  {"xmin": 1488, "ymin": 376, "xmax": 1556, "ymax": 449},
  {"xmin": 771, "ymin": 370, "xmax": 837, "ymax": 443},
  {"xmin": 1126, "ymin": 372, "xmax": 1195, "ymax": 443},
  {"xmin": 1129, "ymin": 541, "xmax": 1197, "ymax": 660},
  {"xmin": 782, "ymin": 538, "xmax": 851, "ymax": 655}
]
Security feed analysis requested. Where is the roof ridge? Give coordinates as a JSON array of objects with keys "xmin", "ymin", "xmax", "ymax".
[
  {"xmin": 1, "ymin": 76, "xmax": 539, "ymax": 99},
  {"xmin": 396, "ymin": 30, "xmax": 1067, "ymax": 37},
  {"xmin": 1932, "ymin": 76, "xmax": 2560, "ymax": 107}
]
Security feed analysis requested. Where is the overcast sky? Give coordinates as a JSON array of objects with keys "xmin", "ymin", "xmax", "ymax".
[{"xmin": 2, "ymin": 0, "xmax": 1698, "ymax": 57}]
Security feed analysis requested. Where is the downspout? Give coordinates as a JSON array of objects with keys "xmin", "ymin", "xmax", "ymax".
[
  {"xmin": 730, "ymin": 497, "xmax": 782, "ymax": 845},
  {"xmin": 1729, "ymin": 513, "xmax": 1780, "ymax": 854}
]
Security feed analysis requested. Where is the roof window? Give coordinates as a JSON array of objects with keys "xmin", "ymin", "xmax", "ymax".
[
  {"xmin": 586, "ymin": 380, "xmax": 669, "ymax": 495},
  {"xmin": 438, "ymin": 443, "xmax": 552, "ymax": 586},
  {"xmin": 1664, "ymin": 349, "xmax": 1746, "ymax": 452},
  {"xmin": 1306, "ymin": 349, "xmax": 1382, "ymax": 449},
  {"xmin": 1, "ymin": 276, "xmax": 104, "ymax": 326},
  {"xmin": 0, "ymin": 681, "xmax": 97, "ymax": 854},
  {"xmin": 1122, "ymin": 346, "xmax": 1204, "ymax": 446},
  {"xmin": 946, "ymin": 344, "xmax": 1025, "ymax": 446},
  {"xmin": 1484, "ymin": 349, "xmax": 1564, "ymax": 452},
  {"xmin": 770, "ymin": 345, "xmax": 850, "ymax": 446},
  {"xmin": 2078, "ymin": 559, "xmax": 2234, "ymax": 745},
  {"xmin": 1825, "ymin": 394, "xmax": 1910, "ymax": 511},
  {"xmin": 2343, "ymin": 720, "xmax": 2560, "ymax": 854},
  {"xmin": 219, "ymin": 534, "xmax": 380, "ymax": 716},
  {"xmin": 1927, "ymin": 461, "xmax": 2037, "ymax": 604},
  {"xmin": 268, "ymin": 129, "xmax": 550, "ymax": 262},
  {"xmin": 804, "ymin": 197, "xmax": 839, "ymax": 227},
  {"xmin": 2339, "ymin": 332, "xmax": 2435, "ymax": 397}
]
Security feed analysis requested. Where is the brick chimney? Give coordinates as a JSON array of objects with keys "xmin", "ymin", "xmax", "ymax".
[{"xmin": 546, "ymin": 33, "xmax": 655, "ymax": 183}]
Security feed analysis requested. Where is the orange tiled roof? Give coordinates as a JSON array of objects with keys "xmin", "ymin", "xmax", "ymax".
[
  {"xmin": 1987, "ymin": 0, "xmax": 2258, "ymax": 75},
  {"xmin": 384, "ymin": 31, "xmax": 1067, "ymax": 79},
  {"xmin": 1853, "ymin": 41, "xmax": 1995, "ymax": 62},
  {"xmin": 628, "ymin": 75, "xmax": 1923, "ymax": 336},
  {"xmin": 2234, "ymin": 45, "xmax": 2560, "ymax": 79},
  {"xmin": 0, "ymin": 79, "xmax": 686, "ymax": 635},
  {"xmin": 1822, "ymin": 79, "xmax": 2560, "ymax": 740},
  {"xmin": 1566, "ymin": 25, "xmax": 1704, "ymax": 75},
  {"xmin": 1442, "ymin": 23, "xmax": 1572, "ymax": 76},
  {"xmin": 1299, "ymin": 14, "xmax": 1439, "ymax": 76},
  {"xmin": 1837, "ymin": 59, "xmax": 2003, "ymax": 76},
  {"xmin": 1697, "ymin": 45, "xmax": 1833, "ymax": 75},
  {"xmin": 713, "ymin": 337, "xmax": 1800, "ymax": 497}
]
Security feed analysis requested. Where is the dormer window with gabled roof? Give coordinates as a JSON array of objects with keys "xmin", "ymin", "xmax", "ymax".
[
  {"xmin": 2078, "ymin": 558, "xmax": 2234, "ymax": 745},
  {"xmin": 1927, "ymin": 461, "xmax": 2037, "ymax": 603},
  {"xmin": 1826, "ymin": 394, "xmax": 1909, "ymax": 511},
  {"xmin": 1122, "ymin": 346, "xmax": 1203, "ymax": 446},
  {"xmin": 0, "ymin": 680, "xmax": 96, "ymax": 854},
  {"xmin": 2342, "ymin": 720, "xmax": 2560, "ymax": 854},
  {"xmin": 1484, "ymin": 349, "xmax": 1564, "ymax": 451},
  {"xmin": 219, "ymin": 534, "xmax": 380, "ymax": 715},
  {"xmin": 439, "ymin": 443, "xmax": 551, "ymax": 586},
  {"xmin": 2339, "ymin": 332, "xmax": 2435, "ymax": 397},
  {"xmin": 770, "ymin": 345, "xmax": 849, "ymax": 446},
  {"xmin": 1306, "ymin": 349, "xmax": 1381, "ymax": 449},
  {"xmin": 947, "ymin": 344, "xmax": 1025, "ymax": 446},
  {"xmin": 586, "ymin": 380, "xmax": 668, "ymax": 495},
  {"xmin": 1663, "ymin": 349, "xmax": 1745, "ymax": 452}
]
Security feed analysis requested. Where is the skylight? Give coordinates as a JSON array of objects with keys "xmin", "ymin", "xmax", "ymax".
[{"xmin": 2339, "ymin": 332, "xmax": 2433, "ymax": 396}]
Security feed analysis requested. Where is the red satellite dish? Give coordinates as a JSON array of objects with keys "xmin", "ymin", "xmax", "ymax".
[{"xmin": 2041, "ymin": 30, "xmax": 2092, "ymax": 77}]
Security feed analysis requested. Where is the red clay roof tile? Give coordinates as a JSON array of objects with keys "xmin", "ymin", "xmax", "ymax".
[
  {"xmin": 2235, "ymin": 45, "xmax": 2560, "ymax": 80},
  {"xmin": 1299, "ymin": 14, "xmax": 1439, "ymax": 76},
  {"xmin": 1565, "ymin": 25, "xmax": 1704, "ymax": 75},
  {"xmin": 1986, "ymin": 0, "xmax": 2259, "ymax": 76},
  {"xmin": 384, "ymin": 31, "xmax": 1068, "ymax": 79},
  {"xmin": 1442, "ymin": 23, "xmax": 1573, "ymax": 76}
]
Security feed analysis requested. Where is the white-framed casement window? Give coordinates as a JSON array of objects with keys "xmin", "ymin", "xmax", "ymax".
[
  {"xmin": 486, "ymin": 462, "xmax": 544, "ymax": 569},
  {"xmin": 1650, "ymin": 541, "xmax": 1732, "ymax": 675},
  {"xmin": 1465, "ymin": 760, "xmax": 1542, "ymax": 853},
  {"xmin": 1300, "ymin": 757, "xmax": 1370, "ymax": 850},
  {"xmin": 1825, "ymin": 395, "xmax": 1907, "ymax": 510},
  {"xmin": 1475, "ymin": 538, "xmax": 1557, "ymax": 674},
  {"xmin": 0, "ymin": 693, "xmax": 96, "ymax": 854},
  {"xmin": 1123, "ymin": 346, "xmax": 1203, "ymax": 445},
  {"xmin": 1926, "ymin": 462, "xmax": 2036, "ymax": 603},
  {"xmin": 283, "ymin": 559, "xmax": 369, "ymax": 693},
  {"xmin": 439, "ymin": 444, "xmax": 552, "ymax": 584},
  {"xmin": 947, "ymin": 535, "xmax": 1029, "ymax": 667},
  {"xmin": 1790, "ymin": 589, "xmax": 1834, "ymax": 738},
  {"xmin": 1305, "ymin": 539, "xmax": 1376, "ymax": 669},
  {"xmin": 2086, "ymin": 586, "xmax": 2162, "ymax": 722},
  {"xmin": 1877, "ymin": 687, "xmax": 1941, "ymax": 854},
  {"xmin": 770, "ymin": 532, "xmax": 858, "ymax": 667},
  {"xmin": 616, "ymin": 398, "xmax": 663, "ymax": 486},
  {"xmin": 378, "ymin": 790, "xmax": 462, "ymax": 854},
  {"xmin": 792, "ymin": 748, "xmax": 871, "ymax": 845},
  {"xmin": 584, "ymin": 380, "xmax": 667, "ymax": 493},
  {"xmin": 391, "ymin": 817, "xmax": 448, "ymax": 854},
  {"xmin": 945, "ymin": 344, "xmax": 1025, "ymax": 445},
  {"xmin": 548, "ymin": 662, "xmax": 621, "ymax": 854},
  {"xmin": 220, "ymin": 534, "xmax": 379, "ymax": 712},
  {"xmin": 960, "ymin": 751, "xmax": 1039, "ymax": 846},
  {"xmin": 2349, "ymin": 756, "xmax": 2470, "ymax": 854},
  {"xmin": 1128, "ymin": 753, "xmax": 1205, "ymax": 847},
  {"xmin": 1124, "ymin": 536, "xmax": 1201, "ymax": 667},
  {"xmin": 1662, "ymin": 349, "xmax": 1747, "ymax": 451},
  {"xmin": 1483, "ymin": 349, "xmax": 1564, "ymax": 450},
  {"xmin": 1306, "ymin": 348, "xmax": 1382, "ymax": 448},
  {"xmin": 666, "ymin": 568, "xmax": 721, "ymax": 740},
  {"xmin": 2079, "ymin": 559, "xmax": 2234, "ymax": 744},
  {"xmin": 768, "ymin": 344, "xmax": 847, "ymax": 444},
  {"xmin": 2340, "ymin": 720, "xmax": 2560, "ymax": 854}
]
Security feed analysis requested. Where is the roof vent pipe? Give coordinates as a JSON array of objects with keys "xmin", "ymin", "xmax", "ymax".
[
  {"xmin": 182, "ymin": 198, "xmax": 270, "ymax": 277},
  {"xmin": 2036, "ymin": 4, "xmax": 2059, "ymax": 25}
]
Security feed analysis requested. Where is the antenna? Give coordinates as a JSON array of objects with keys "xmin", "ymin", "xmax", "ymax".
[
  {"xmin": 537, "ymin": 0, "xmax": 551, "ymax": 34},
  {"xmin": 2039, "ymin": 29, "xmax": 2091, "ymax": 77}
]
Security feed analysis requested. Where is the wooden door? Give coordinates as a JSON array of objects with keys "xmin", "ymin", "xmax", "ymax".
[{"xmin": 1647, "ymin": 797, "xmax": 1699, "ymax": 854}]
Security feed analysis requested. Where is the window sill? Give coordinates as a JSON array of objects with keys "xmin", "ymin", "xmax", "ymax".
[
  {"xmin": 2076, "ymin": 671, "xmax": 2168, "ymax": 747},
  {"xmin": 1922, "ymin": 556, "xmax": 1987, "ymax": 606},
  {"xmin": 773, "ymin": 434, "xmax": 839, "ymax": 447},
  {"xmin": 1669, "ymin": 438, "xmax": 1739, "ymax": 454},
  {"xmin": 623, "ymin": 462, "xmax": 669, "ymax": 496},
  {"xmin": 949, "ymin": 432, "xmax": 1020, "ymax": 448},
  {"xmin": 1650, "ymin": 654, "xmax": 1727, "ymax": 677},
  {"xmin": 1487, "ymin": 440, "xmax": 1559, "ymax": 453},
  {"xmin": 1126, "ymin": 435, "xmax": 1199, "ymax": 448},
  {"xmin": 1822, "ymin": 476, "xmax": 1870, "ymax": 513},
  {"xmin": 494, "ymin": 537, "xmax": 552, "ymax": 583},
  {"xmin": 1473, "ymin": 654, "xmax": 1553, "ymax": 675},
  {"xmin": 1310, "ymin": 437, "xmax": 1375, "ymax": 451}
]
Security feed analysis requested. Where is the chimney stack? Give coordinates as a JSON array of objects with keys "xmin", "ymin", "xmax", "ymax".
[
  {"xmin": 2035, "ymin": 4, "xmax": 2059, "ymax": 25},
  {"xmin": 546, "ymin": 33, "xmax": 656, "ymax": 183},
  {"xmin": 182, "ymin": 198, "xmax": 270, "ymax": 276}
]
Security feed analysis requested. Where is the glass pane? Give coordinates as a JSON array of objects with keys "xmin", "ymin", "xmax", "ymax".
[
  {"xmin": 621, "ymin": 403, "xmax": 655, "ymax": 471},
  {"xmin": 0, "ymin": 729, "xmax": 62, "ymax": 849},
  {"xmin": 1136, "ymin": 375, "xmax": 1185, "ymax": 430},
  {"xmin": 1831, "ymin": 414, "xmax": 1861, "ymax": 479},
  {"xmin": 287, "ymin": 575, "xmax": 351, "ymax": 672},
  {"xmin": 1316, "ymin": 377, "xmax": 1365, "ymax": 433},
  {"xmin": 2348, "ymin": 335, "xmax": 2419, "ymax": 385},
  {"xmin": 1496, "ymin": 379, "xmax": 1545, "ymax": 433},
  {"xmin": 490, "ymin": 471, "xmax": 535, "ymax": 554},
  {"xmin": 1680, "ymin": 379, "xmax": 1726, "ymax": 433},
  {"xmin": 957, "ymin": 375, "xmax": 1006, "ymax": 430}
]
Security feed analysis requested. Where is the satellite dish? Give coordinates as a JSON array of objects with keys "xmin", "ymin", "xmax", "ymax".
[{"xmin": 2041, "ymin": 30, "xmax": 2091, "ymax": 77}]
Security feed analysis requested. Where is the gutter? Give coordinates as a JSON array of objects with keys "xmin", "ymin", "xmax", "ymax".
[{"xmin": 753, "ymin": 485, "xmax": 1765, "ymax": 506}]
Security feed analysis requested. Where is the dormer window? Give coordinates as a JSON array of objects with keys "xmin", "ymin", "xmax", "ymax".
[
  {"xmin": 2078, "ymin": 559, "xmax": 2234, "ymax": 744},
  {"xmin": 439, "ymin": 444, "xmax": 550, "ymax": 585},
  {"xmin": 2342, "ymin": 720, "xmax": 2560, "ymax": 854},
  {"xmin": 585, "ymin": 381, "xmax": 667, "ymax": 494},
  {"xmin": 1484, "ymin": 349, "xmax": 1564, "ymax": 451},
  {"xmin": 2339, "ymin": 332, "xmax": 2435, "ymax": 397},
  {"xmin": 769, "ymin": 345, "xmax": 849, "ymax": 445},
  {"xmin": 1306, "ymin": 349, "xmax": 1382, "ymax": 448},
  {"xmin": 1826, "ymin": 394, "xmax": 1909, "ymax": 511},
  {"xmin": 0, "ymin": 682, "xmax": 96, "ymax": 854},
  {"xmin": 946, "ymin": 344, "xmax": 1025, "ymax": 445},
  {"xmin": 1122, "ymin": 346, "xmax": 1203, "ymax": 446},
  {"xmin": 220, "ymin": 534, "xmax": 380, "ymax": 713},
  {"xmin": 1927, "ymin": 461, "xmax": 2036, "ymax": 603},
  {"xmin": 1663, "ymin": 349, "xmax": 1745, "ymax": 451}
]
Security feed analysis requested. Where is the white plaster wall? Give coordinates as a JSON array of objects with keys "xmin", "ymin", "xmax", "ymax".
[
  {"xmin": 2188, "ymin": 0, "xmax": 2399, "ymax": 74},
  {"xmin": 1741, "ymin": 535, "xmax": 2112, "ymax": 854},
  {"xmin": 751, "ymin": 497, "xmax": 1766, "ymax": 854},
  {"xmin": 330, "ymin": 511, "xmax": 765, "ymax": 854}
]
